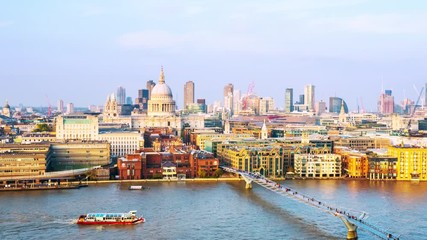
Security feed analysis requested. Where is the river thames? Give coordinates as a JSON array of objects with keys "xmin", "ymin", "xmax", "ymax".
[{"xmin": 0, "ymin": 180, "xmax": 426, "ymax": 240}]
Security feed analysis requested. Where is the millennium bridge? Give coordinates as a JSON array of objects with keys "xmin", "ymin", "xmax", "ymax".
[
  {"xmin": 0, "ymin": 166, "xmax": 101, "ymax": 182},
  {"xmin": 221, "ymin": 166, "xmax": 400, "ymax": 240}
]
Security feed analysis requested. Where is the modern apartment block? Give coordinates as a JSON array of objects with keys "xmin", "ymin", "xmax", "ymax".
[
  {"xmin": 294, "ymin": 154, "xmax": 342, "ymax": 178},
  {"xmin": 47, "ymin": 141, "xmax": 110, "ymax": 171}
]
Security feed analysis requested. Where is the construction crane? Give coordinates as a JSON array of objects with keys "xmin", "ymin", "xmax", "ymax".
[
  {"xmin": 242, "ymin": 82, "xmax": 255, "ymax": 110},
  {"xmin": 405, "ymin": 86, "xmax": 424, "ymax": 136}
]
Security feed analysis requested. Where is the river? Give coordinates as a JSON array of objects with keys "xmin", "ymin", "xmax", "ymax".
[{"xmin": 0, "ymin": 180, "xmax": 426, "ymax": 240}]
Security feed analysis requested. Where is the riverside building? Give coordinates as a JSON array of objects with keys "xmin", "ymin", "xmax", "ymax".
[
  {"xmin": 47, "ymin": 141, "xmax": 110, "ymax": 171},
  {"xmin": 98, "ymin": 131, "xmax": 144, "ymax": 158},
  {"xmin": 388, "ymin": 145, "xmax": 427, "ymax": 181},
  {"xmin": 0, "ymin": 143, "xmax": 50, "ymax": 178},
  {"xmin": 367, "ymin": 156, "xmax": 397, "ymax": 180},
  {"xmin": 218, "ymin": 145, "xmax": 283, "ymax": 178},
  {"xmin": 0, "ymin": 153, "xmax": 47, "ymax": 177},
  {"xmin": 294, "ymin": 154, "xmax": 342, "ymax": 178}
]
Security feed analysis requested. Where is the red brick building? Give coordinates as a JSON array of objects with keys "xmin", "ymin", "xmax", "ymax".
[
  {"xmin": 191, "ymin": 150, "xmax": 219, "ymax": 177},
  {"xmin": 117, "ymin": 154, "xmax": 142, "ymax": 180},
  {"xmin": 130, "ymin": 147, "xmax": 220, "ymax": 179}
]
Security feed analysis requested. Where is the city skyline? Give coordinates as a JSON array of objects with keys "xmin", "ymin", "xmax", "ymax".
[{"xmin": 1, "ymin": 1, "xmax": 427, "ymax": 111}]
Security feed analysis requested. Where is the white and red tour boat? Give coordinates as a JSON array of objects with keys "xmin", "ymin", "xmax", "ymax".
[{"xmin": 77, "ymin": 210, "xmax": 145, "ymax": 225}]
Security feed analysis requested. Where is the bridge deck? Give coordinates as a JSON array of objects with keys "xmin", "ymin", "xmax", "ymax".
[
  {"xmin": 0, "ymin": 166, "xmax": 101, "ymax": 181},
  {"xmin": 222, "ymin": 166, "xmax": 400, "ymax": 240}
]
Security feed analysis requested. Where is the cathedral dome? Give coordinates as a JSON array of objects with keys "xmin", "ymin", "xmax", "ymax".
[
  {"xmin": 151, "ymin": 83, "xmax": 173, "ymax": 97},
  {"xmin": 147, "ymin": 67, "xmax": 176, "ymax": 116},
  {"xmin": 150, "ymin": 67, "xmax": 173, "ymax": 99}
]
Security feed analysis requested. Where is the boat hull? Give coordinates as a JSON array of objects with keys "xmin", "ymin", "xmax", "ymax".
[{"xmin": 77, "ymin": 217, "xmax": 145, "ymax": 225}]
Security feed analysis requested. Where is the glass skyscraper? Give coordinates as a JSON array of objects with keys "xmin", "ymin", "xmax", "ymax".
[{"xmin": 284, "ymin": 88, "xmax": 294, "ymax": 113}]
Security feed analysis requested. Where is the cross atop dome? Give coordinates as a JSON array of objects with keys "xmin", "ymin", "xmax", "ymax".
[{"xmin": 159, "ymin": 66, "xmax": 165, "ymax": 84}]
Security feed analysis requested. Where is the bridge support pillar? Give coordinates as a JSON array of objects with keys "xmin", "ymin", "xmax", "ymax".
[
  {"xmin": 241, "ymin": 175, "xmax": 253, "ymax": 189},
  {"xmin": 337, "ymin": 215, "xmax": 358, "ymax": 240},
  {"xmin": 346, "ymin": 229, "xmax": 358, "ymax": 240}
]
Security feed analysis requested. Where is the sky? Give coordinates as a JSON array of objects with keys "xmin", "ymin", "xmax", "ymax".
[{"xmin": 1, "ymin": 0, "xmax": 427, "ymax": 112}]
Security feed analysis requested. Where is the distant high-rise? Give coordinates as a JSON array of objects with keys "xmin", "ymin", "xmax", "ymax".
[
  {"xmin": 224, "ymin": 83, "xmax": 234, "ymax": 114},
  {"xmin": 233, "ymin": 89, "xmax": 241, "ymax": 114},
  {"xmin": 316, "ymin": 100, "xmax": 327, "ymax": 115},
  {"xmin": 304, "ymin": 84, "xmax": 315, "ymax": 112},
  {"xmin": 135, "ymin": 89, "xmax": 149, "ymax": 110},
  {"xmin": 57, "ymin": 99, "xmax": 64, "ymax": 113},
  {"xmin": 259, "ymin": 97, "xmax": 275, "ymax": 115},
  {"xmin": 66, "ymin": 103, "xmax": 74, "ymax": 114},
  {"xmin": 329, "ymin": 97, "xmax": 349, "ymax": 114},
  {"xmin": 378, "ymin": 90, "xmax": 394, "ymax": 114},
  {"xmin": 298, "ymin": 94, "xmax": 305, "ymax": 104},
  {"xmin": 146, "ymin": 80, "xmax": 156, "ymax": 99},
  {"xmin": 126, "ymin": 97, "xmax": 133, "ymax": 105},
  {"xmin": 184, "ymin": 81, "xmax": 195, "ymax": 109},
  {"xmin": 116, "ymin": 86, "xmax": 126, "ymax": 105},
  {"xmin": 197, "ymin": 99, "xmax": 207, "ymax": 113},
  {"xmin": 284, "ymin": 88, "xmax": 294, "ymax": 113}
]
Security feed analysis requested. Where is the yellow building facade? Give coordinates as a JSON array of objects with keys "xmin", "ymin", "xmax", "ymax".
[
  {"xmin": 218, "ymin": 146, "xmax": 283, "ymax": 178},
  {"xmin": 388, "ymin": 146, "xmax": 427, "ymax": 181},
  {"xmin": 339, "ymin": 151, "xmax": 369, "ymax": 178},
  {"xmin": 196, "ymin": 133, "xmax": 253, "ymax": 151},
  {"xmin": 0, "ymin": 153, "xmax": 47, "ymax": 178}
]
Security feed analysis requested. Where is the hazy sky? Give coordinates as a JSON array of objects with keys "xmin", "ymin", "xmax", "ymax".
[{"xmin": 1, "ymin": 0, "xmax": 427, "ymax": 111}]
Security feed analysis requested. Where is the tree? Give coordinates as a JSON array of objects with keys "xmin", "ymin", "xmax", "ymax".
[
  {"xmin": 198, "ymin": 169, "xmax": 207, "ymax": 178},
  {"xmin": 153, "ymin": 173, "xmax": 163, "ymax": 179},
  {"xmin": 213, "ymin": 169, "xmax": 224, "ymax": 178},
  {"xmin": 33, "ymin": 123, "xmax": 51, "ymax": 132}
]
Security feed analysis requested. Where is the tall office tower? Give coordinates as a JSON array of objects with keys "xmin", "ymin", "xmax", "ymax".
[
  {"xmin": 304, "ymin": 84, "xmax": 315, "ymax": 112},
  {"xmin": 315, "ymin": 100, "xmax": 327, "ymax": 115},
  {"xmin": 66, "ymin": 103, "xmax": 74, "ymax": 114},
  {"xmin": 378, "ymin": 90, "xmax": 394, "ymax": 114},
  {"xmin": 233, "ymin": 89, "xmax": 241, "ymax": 114},
  {"xmin": 116, "ymin": 86, "xmax": 126, "ymax": 105},
  {"xmin": 126, "ymin": 97, "xmax": 133, "ymax": 105},
  {"xmin": 57, "ymin": 99, "xmax": 64, "ymax": 113},
  {"xmin": 298, "ymin": 94, "xmax": 305, "ymax": 104},
  {"xmin": 224, "ymin": 83, "xmax": 234, "ymax": 114},
  {"xmin": 329, "ymin": 97, "xmax": 349, "ymax": 113},
  {"xmin": 146, "ymin": 80, "xmax": 156, "ymax": 100},
  {"xmin": 135, "ymin": 89, "xmax": 149, "ymax": 110},
  {"xmin": 184, "ymin": 81, "xmax": 195, "ymax": 109},
  {"xmin": 284, "ymin": 88, "xmax": 294, "ymax": 113}
]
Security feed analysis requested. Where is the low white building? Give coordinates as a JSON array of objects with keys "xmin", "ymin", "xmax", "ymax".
[
  {"xmin": 56, "ymin": 114, "xmax": 99, "ymax": 141},
  {"xmin": 98, "ymin": 131, "xmax": 144, "ymax": 157},
  {"xmin": 294, "ymin": 154, "xmax": 342, "ymax": 178}
]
